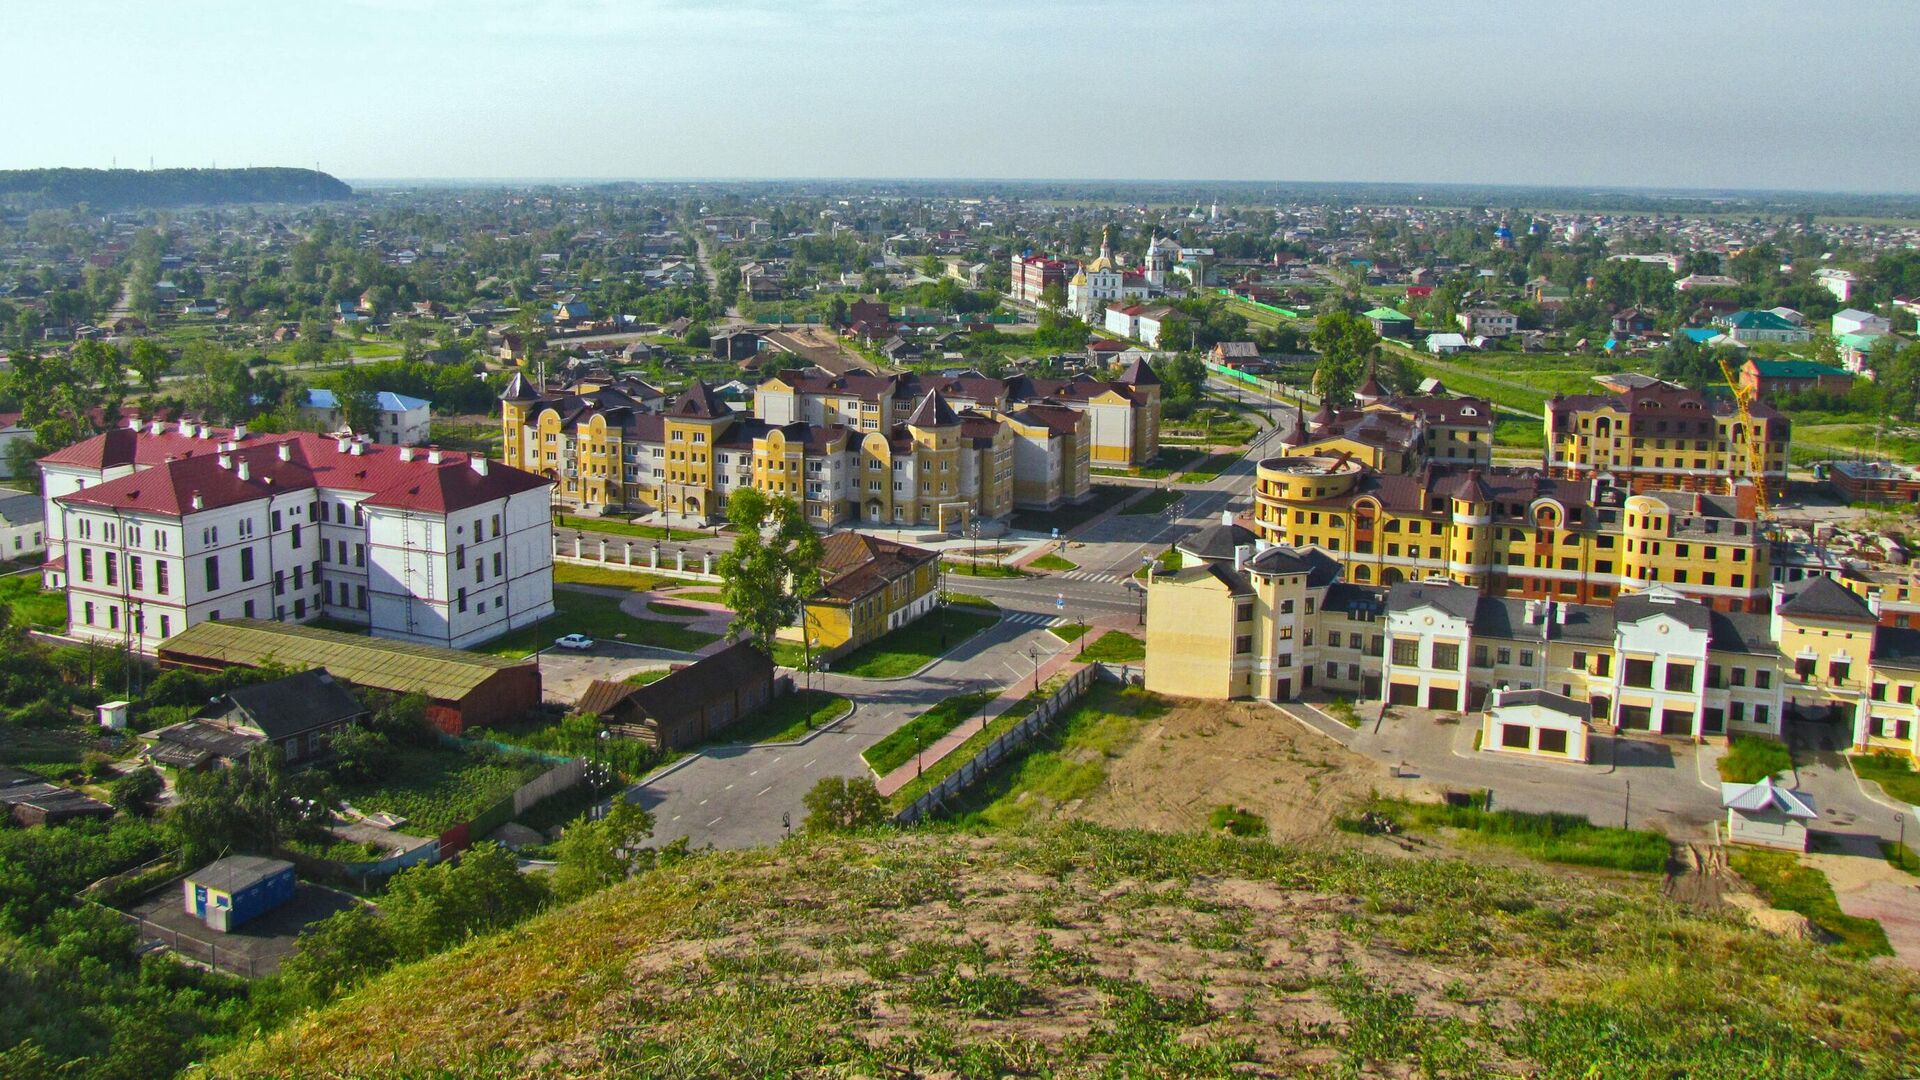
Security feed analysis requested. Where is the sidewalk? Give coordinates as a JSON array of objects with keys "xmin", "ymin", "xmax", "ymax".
[{"xmin": 873, "ymin": 649, "xmax": 1091, "ymax": 798}]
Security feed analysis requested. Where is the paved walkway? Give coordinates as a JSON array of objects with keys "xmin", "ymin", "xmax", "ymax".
[{"xmin": 873, "ymin": 647, "xmax": 1092, "ymax": 797}]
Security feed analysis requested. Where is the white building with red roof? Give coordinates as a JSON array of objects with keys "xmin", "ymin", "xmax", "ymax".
[{"xmin": 39, "ymin": 420, "xmax": 554, "ymax": 652}]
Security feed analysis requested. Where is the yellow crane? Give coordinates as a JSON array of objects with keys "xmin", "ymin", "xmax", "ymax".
[{"xmin": 1717, "ymin": 354, "xmax": 1770, "ymax": 518}]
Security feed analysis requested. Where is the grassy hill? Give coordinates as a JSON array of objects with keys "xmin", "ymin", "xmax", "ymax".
[
  {"xmin": 0, "ymin": 167, "xmax": 350, "ymax": 210},
  {"xmin": 214, "ymin": 823, "xmax": 1919, "ymax": 1078}
]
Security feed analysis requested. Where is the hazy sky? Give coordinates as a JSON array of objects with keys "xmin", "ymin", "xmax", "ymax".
[{"xmin": 7, "ymin": 0, "xmax": 1915, "ymax": 191}]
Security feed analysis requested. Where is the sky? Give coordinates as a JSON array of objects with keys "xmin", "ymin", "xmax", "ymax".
[{"xmin": 5, "ymin": 0, "xmax": 1916, "ymax": 192}]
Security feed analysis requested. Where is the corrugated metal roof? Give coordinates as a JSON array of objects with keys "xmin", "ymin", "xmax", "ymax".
[{"xmin": 157, "ymin": 619, "xmax": 528, "ymax": 701}]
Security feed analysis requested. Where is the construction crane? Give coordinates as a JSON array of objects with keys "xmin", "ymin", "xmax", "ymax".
[{"xmin": 1717, "ymin": 354, "xmax": 1770, "ymax": 519}]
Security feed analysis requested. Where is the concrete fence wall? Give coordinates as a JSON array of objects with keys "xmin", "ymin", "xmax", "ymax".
[
  {"xmin": 552, "ymin": 534, "xmax": 723, "ymax": 584},
  {"xmin": 895, "ymin": 664, "xmax": 1099, "ymax": 825}
]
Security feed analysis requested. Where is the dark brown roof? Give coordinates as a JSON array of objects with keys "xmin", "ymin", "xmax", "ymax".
[
  {"xmin": 816, "ymin": 531, "xmax": 938, "ymax": 603},
  {"xmin": 579, "ymin": 640, "xmax": 775, "ymax": 720},
  {"xmin": 905, "ymin": 390, "xmax": 960, "ymax": 428},
  {"xmin": 667, "ymin": 380, "xmax": 730, "ymax": 420}
]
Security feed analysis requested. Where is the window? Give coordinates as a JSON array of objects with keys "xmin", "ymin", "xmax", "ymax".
[
  {"xmin": 271, "ymin": 510, "xmax": 282, "ymax": 531},
  {"xmin": 129, "ymin": 557, "xmax": 143, "ymax": 591},
  {"xmin": 293, "ymin": 566, "xmax": 304, "ymax": 590},
  {"xmin": 1496, "ymin": 647, "xmax": 1511, "ymax": 665},
  {"xmin": 457, "ymin": 588, "xmax": 468, "ymax": 614},
  {"xmin": 290, "ymin": 524, "xmax": 302, "ymax": 549},
  {"xmin": 1234, "ymin": 635, "xmax": 1251, "ymax": 655},
  {"xmin": 244, "ymin": 599, "xmax": 255, "ymax": 618},
  {"xmin": 83, "ymin": 601, "xmax": 93, "ymax": 625},
  {"xmin": 159, "ymin": 615, "xmax": 170, "ymax": 638},
  {"xmin": 1501, "ymin": 724, "xmax": 1531, "ymax": 750},
  {"xmin": 1755, "ymin": 669, "xmax": 1772, "ymax": 689},
  {"xmin": 155, "ymin": 561, "xmax": 169, "ymax": 596},
  {"xmin": 356, "ymin": 585, "xmax": 367, "ymax": 610},
  {"xmin": 1665, "ymin": 663, "xmax": 1694, "ymax": 692},
  {"xmin": 1537, "ymin": 729, "xmax": 1568, "ymax": 755},
  {"xmin": 493, "ymin": 552, "xmax": 503, "ymax": 577},
  {"xmin": 204, "ymin": 556, "xmax": 220, "ymax": 591},
  {"xmin": 104, "ymin": 552, "xmax": 117, "ymax": 586},
  {"xmin": 1391, "ymin": 639, "xmax": 1418, "ymax": 665},
  {"xmin": 240, "ymin": 547, "xmax": 255, "ymax": 582},
  {"xmin": 455, "ymin": 544, "xmax": 466, "ymax": 570},
  {"xmin": 491, "ymin": 514, "xmax": 502, "ymax": 537},
  {"xmin": 1795, "ymin": 657, "xmax": 1816, "ymax": 681},
  {"xmin": 1624, "ymin": 658, "xmax": 1654, "ymax": 688},
  {"xmin": 1280, "ymin": 599, "xmax": 1295, "ymax": 614},
  {"xmin": 1473, "ymin": 645, "xmax": 1490, "ymax": 668},
  {"xmin": 1830, "ymin": 660, "xmax": 1851, "ymax": 684},
  {"xmin": 1519, "ymin": 650, "xmax": 1534, "ymax": 667},
  {"xmin": 1432, "ymin": 643, "xmax": 1460, "ymax": 670},
  {"xmin": 79, "ymin": 548, "xmax": 93, "ymax": 582},
  {"xmin": 355, "ymin": 544, "xmax": 365, "ymax": 567},
  {"xmin": 1236, "ymin": 602, "xmax": 1253, "ymax": 622}
]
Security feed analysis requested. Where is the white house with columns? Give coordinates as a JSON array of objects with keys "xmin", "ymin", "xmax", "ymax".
[{"xmin": 40, "ymin": 421, "xmax": 553, "ymax": 652}]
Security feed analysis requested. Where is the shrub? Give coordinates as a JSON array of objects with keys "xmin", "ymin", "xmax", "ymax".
[
  {"xmin": 1207, "ymin": 805, "xmax": 1265, "ymax": 837},
  {"xmin": 108, "ymin": 769, "xmax": 163, "ymax": 817},
  {"xmin": 803, "ymin": 776, "xmax": 889, "ymax": 833}
]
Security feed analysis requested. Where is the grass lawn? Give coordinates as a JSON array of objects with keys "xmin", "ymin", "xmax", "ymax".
[
  {"xmin": 1882, "ymin": 841, "xmax": 1920, "ymax": 876},
  {"xmin": 1050, "ymin": 622, "xmax": 1092, "ymax": 643},
  {"xmin": 1120, "ymin": 490, "xmax": 1182, "ymax": 516},
  {"xmin": 887, "ymin": 674, "xmax": 1073, "ymax": 810},
  {"xmin": 1176, "ymin": 453, "xmax": 1238, "ymax": 483},
  {"xmin": 1028, "ymin": 552, "xmax": 1077, "ymax": 573},
  {"xmin": 1076, "ymin": 630, "xmax": 1145, "ymax": 663},
  {"xmin": 0, "ymin": 574, "xmax": 66, "ymax": 631},
  {"xmin": 1719, "ymin": 736, "xmax": 1794, "ymax": 784},
  {"xmin": 722, "ymin": 689, "xmax": 851, "ymax": 744},
  {"xmin": 335, "ymin": 744, "xmax": 547, "ymax": 836},
  {"xmin": 1130, "ymin": 450, "xmax": 1203, "ymax": 480},
  {"xmin": 946, "ymin": 683, "xmax": 1161, "ymax": 828},
  {"xmin": 552, "ymin": 563, "xmax": 674, "ymax": 591},
  {"xmin": 557, "ymin": 514, "xmax": 722, "ymax": 542},
  {"xmin": 1729, "ymin": 848, "xmax": 1893, "ymax": 958},
  {"xmin": 478, "ymin": 588, "xmax": 720, "ymax": 658},
  {"xmin": 1494, "ymin": 418, "xmax": 1546, "ymax": 450},
  {"xmin": 832, "ymin": 603, "xmax": 999, "ymax": 679},
  {"xmin": 862, "ymin": 690, "xmax": 1000, "ymax": 776},
  {"xmin": 647, "ymin": 601, "xmax": 711, "ymax": 617},
  {"xmin": 1009, "ymin": 484, "xmax": 1133, "ymax": 534},
  {"xmin": 1348, "ymin": 794, "xmax": 1669, "ymax": 873},
  {"xmin": 671, "ymin": 589, "xmax": 726, "ymax": 603},
  {"xmin": 944, "ymin": 560, "xmax": 1027, "ymax": 578},
  {"xmin": 1851, "ymin": 752, "xmax": 1920, "ymax": 805}
]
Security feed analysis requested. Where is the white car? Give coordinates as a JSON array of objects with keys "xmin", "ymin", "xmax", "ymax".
[{"xmin": 553, "ymin": 634, "xmax": 595, "ymax": 651}]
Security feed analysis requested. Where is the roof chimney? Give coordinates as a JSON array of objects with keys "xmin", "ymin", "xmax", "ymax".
[
  {"xmin": 150, "ymin": 420, "xmax": 165, "ymax": 436},
  {"xmin": 426, "ymin": 448, "xmax": 442, "ymax": 465},
  {"xmin": 470, "ymin": 455, "xmax": 489, "ymax": 476},
  {"xmin": 199, "ymin": 425, "xmax": 213, "ymax": 440},
  {"xmin": 236, "ymin": 460, "xmax": 250, "ymax": 481},
  {"xmin": 232, "ymin": 423, "xmax": 247, "ymax": 441},
  {"xmin": 336, "ymin": 437, "xmax": 351, "ymax": 452},
  {"xmin": 191, "ymin": 493, "xmax": 203, "ymax": 511},
  {"xmin": 217, "ymin": 453, "xmax": 232, "ymax": 470},
  {"xmin": 278, "ymin": 442, "xmax": 291, "ymax": 462},
  {"xmin": 1220, "ymin": 509, "xmax": 1233, "ymax": 527},
  {"xmin": 350, "ymin": 441, "xmax": 365, "ymax": 456},
  {"xmin": 1234, "ymin": 544, "xmax": 1251, "ymax": 572},
  {"xmin": 399, "ymin": 446, "xmax": 413, "ymax": 462}
]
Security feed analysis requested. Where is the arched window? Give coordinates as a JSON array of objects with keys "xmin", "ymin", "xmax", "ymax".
[{"xmin": 1352, "ymin": 564, "xmax": 1372, "ymax": 582}]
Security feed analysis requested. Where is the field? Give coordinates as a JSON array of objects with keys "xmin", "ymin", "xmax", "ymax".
[
  {"xmin": 1729, "ymin": 848, "xmax": 1894, "ymax": 958},
  {"xmin": 1852, "ymin": 752, "xmax": 1920, "ymax": 805},
  {"xmin": 0, "ymin": 573, "xmax": 66, "ymax": 630},
  {"xmin": 1719, "ymin": 736, "xmax": 1795, "ymax": 784},
  {"xmin": 479, "ymin": 588, "xmax": 720, "ymax": 658},
  {"xmin": 1354, "ymin": 793, "xmax": 1671, "ymax": 874},
  {"xmin": 861, "ymin": 690, "xmax": 999, "ymax": 776},
  {"xmin": 333, "ymin": 744, "xmax": 548, "ymax": 836},
  {"xmin": 831, "ymin": 601, "xmax": 999, "ymax": 679},
  {"xmin": 722, "ymin": 690, "xmax": 850, "ymax": 744},
  {"xmin": 215, "ymin": 822, "xmax": 1920, "ymax": 1078}
]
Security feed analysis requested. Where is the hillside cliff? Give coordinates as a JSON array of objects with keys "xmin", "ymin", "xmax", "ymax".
[
  {"xmin": 0, "ymin": 167, "xmax": 350, "ymax": 211},
  {"xmin": 214, "ymin": 824, "xmax": 1919, "ymax": 1078}
]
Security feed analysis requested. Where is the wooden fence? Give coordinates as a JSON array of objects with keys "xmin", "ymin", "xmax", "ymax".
[{"xmin": 894, "ymin": 664, "xmax": 1099, "ymax": 825}]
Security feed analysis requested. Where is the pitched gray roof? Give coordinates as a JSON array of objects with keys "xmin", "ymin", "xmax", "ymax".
[
  {"xmin": 1386, "ymin": 580, "xmax": 1479, "ymax": 622},
  {"xmin": 1178, "ymin": 521, "xmax": 1257, "ymax": 561},
  {"xmin": 1492, "ymin": 689, "xmax": 1591, "ymax": 720},
  {"xmin": 217, "ymin": 668, "xmax": 365, "ymax": 741},
  {"xmin": 1777, "ymin": 576, "xmax": 1875, "ymax": 623},
  {"xmin": 1613, "ymin": 589, "xmax": 1712, "ymax": 632}
]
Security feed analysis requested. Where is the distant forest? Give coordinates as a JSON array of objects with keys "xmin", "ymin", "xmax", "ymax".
[{"xmin": 0, "ymin": 167, "xmax": 351, "ymax": 211}]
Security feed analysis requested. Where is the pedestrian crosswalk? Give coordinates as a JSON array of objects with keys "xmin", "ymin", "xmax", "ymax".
[
  {"xmin": 1060, "ymin": 570, "xmax": 1128, "ymax": 584},
  {"xmin": 1002, "ymin": 612, "xmax": 1057, "ymax": 627}
]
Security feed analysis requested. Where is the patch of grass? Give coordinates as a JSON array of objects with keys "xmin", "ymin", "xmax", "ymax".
[
  {"xmin": 478, "ymin": 588, "xmax": 720, "ymax": 658},
  {"xmin": 1028, "ymin": 552, "xmax": 1077, "ymax": 572},
  {"xmin": 1494, "ymin": 418, "xmax": 1546, "ymax": 450},
  {"xmin": 1881, "ymin": 841, "xmax": 1920, "ymax": 876},
  {"xmin": 889, "ymin": 675, "xmax": 1076, "ymax": 811},
  {"xmin": 1129, "ymin": 449, "xmax": 1202, "ymax": 479},
  {"xmin": 334, "ymin": 744, "xmax": 547, "ymax": 836},
  {"xmin": 1009, "ymin": 483, "xmax": 1133, "ymax": 534},
  {"xmin": 671, "ymin": 589, "xmax": 726, "ymax": 603},
  {"xmin": 1077, "ymin": 630, "xmax": 1145, "ymax": 664},
  {"xmin": 1050, "ymin": 622, "xmax": 1092, "ymax": 643},
  {"xmin": 724, "ymin": 690, "xmax": 850, "ymax": 745},
  {"xmin": 0, "ymin": 573, "xmax": 66, "ymax": 631},
  {"xmin": 1208, "ymin": 805, "xmax": 1266, "ymax": 837},
  {"xmin": 944, "ymin": 683, "xmax": 1160, "ymax": 827},
  {"xmin": 862, "ymin": 690, "xmax": 999, "ymax": 776},
  {"xmin": 557, "ymin": 514, "xmax": 720, "ymax": 542},
  {"xmin": 1120, "ymin": 489, "xmax": 1181, "ymax": 516},
  {"xmin": 1719, "ymin": 735, "xmax": 1794, "ymax": 784},
  {"xmin": 1326, "ymin": 698, "xmax": 1362, "ymax": 728},
  {"xmin": 944, "ymin": 560, "xmax": 1028, "ymax": 578},
  {"xmin": 1348, "ymin": 793, "xmax": 1669, "ymax": 873},
  {"xmin": 551, "ymin": 562, "xmax": 674, "ymax": 591},
  {"xmin": 646, "ymin": 601, "xmax": 711, "ymax": 617},
  {"xmin": 832, "ymin": 604, "xmax": 999, "ymax": 679},
  {"xmin": 1728, "ymin": 848, "xmax": 1893, "ymax": 958},
  {"xmin": 1176, "ymin": 453, "xmax": 1238, "ymax": 483},
  {"xmin": 624, "ymin": 669, "xmax": 672, "ymax": 686},
  {"xmin": 1852, "ymin": 751, "xmax": 1920, "ymax": 805}
]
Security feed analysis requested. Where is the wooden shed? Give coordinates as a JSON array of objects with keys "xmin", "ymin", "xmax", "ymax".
[{"xmin": 576, "ymin": 640, "xmax": 776, "ymax": 750}]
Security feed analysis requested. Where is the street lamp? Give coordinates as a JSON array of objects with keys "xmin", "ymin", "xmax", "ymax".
[{"xmin": 1030, "ymin": 646, "xmax": 1041, "ymax": 695}]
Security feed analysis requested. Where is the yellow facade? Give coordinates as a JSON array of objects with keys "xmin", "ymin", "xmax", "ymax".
[
  {"xmin": 1546, "ymin": 391, "xmax": 1790, "ymax": 495},
  {"xmin": 1144, "ymin": 569, "xmax": 1249, "ymax": 699}
]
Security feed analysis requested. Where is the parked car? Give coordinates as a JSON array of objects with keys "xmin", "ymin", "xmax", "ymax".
[{"xmin": 554, "ymin": 634, "xmax": 595, "ymax": 651}]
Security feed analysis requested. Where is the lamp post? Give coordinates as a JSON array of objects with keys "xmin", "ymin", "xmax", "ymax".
[
  {"xmin": 1030, "ymin": 646, "xmax": 1041, "ymax": 695},
  {"xmin": 1137, "ymin": 554, "xmax": 1154, "ymax": 626}
]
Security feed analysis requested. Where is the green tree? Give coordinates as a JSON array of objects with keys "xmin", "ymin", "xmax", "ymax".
[
  {"xmin": 107, "ymin": 768, "xmax": 164, "ymax": 817},
  {"xmin": 1309, "ymin": 310, "xmax": 1381, "ymax": 409},
  {"xmin": 716, "ymin": 489, "xmax": 824, "ymax": 658},
  {"xmin": 325, "ymin": 725, "xmax": 392, "ymax": 785},
  {"xmin": 801, "ymin": 775, "xmax": 888, "ymax": 832},
  {"xmin": 381, "ymin": 841, "xmax": 549, "ymax": 960},
  {"xmin": 127, "ymin": 337, "xmax": 172, "ymax": 391},
  {"xmin": 274, "ymin": 904, "xmax": 396, "ymax": 1006},
  {"xmin": 164, "ymin": 745, "xmax": 334, "ymax": 865},
  {"xmin": 549, "ymin": 799, "xmax": 657, "ymax": 901}
]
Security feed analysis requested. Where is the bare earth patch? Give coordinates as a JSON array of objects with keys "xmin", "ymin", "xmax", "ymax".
[{"xmin": 1074, "ymin": 698, "xmax": 1408, "ymax": 841}]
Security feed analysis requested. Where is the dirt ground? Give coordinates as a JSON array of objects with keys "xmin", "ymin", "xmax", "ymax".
[{"xmin": 1072, "ymin": 698, "xmax": 1420, "ymax": 842}]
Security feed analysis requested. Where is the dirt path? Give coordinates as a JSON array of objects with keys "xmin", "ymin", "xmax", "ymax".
[
  {"xmin": 1806, "ymin": 847, "xmax": 1920, "ymax": 969},
  {"xmin": 1074, "ymin": 699, "xmax": 1413, "ymax": 842}
]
